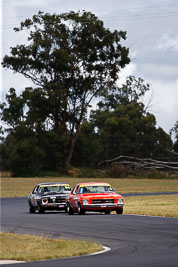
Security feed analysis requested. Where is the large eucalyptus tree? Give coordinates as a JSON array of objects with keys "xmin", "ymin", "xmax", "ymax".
[{"xmin": 2, "ymin": 10, "xmax": 130, "ymax": 167}]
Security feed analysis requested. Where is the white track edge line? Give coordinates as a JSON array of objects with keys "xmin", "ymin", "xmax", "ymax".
[{"xmin": 87, "ymin": 245, "xmax": 111, "ymax": 256}]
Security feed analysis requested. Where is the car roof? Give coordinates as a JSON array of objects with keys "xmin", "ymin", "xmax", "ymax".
[
  {"xmin": 77, "ymin": 182, "xmax": 111, "ymax": 186},
  {"xmin": 37, "ymin": 182, "xmax": 70, "ymax": 186}
]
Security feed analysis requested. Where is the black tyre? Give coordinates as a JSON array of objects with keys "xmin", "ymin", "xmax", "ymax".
[
  {"xmin": 105, "ymin": 210, "xmax": 111, "ymax": 215},
  {"xmin": 77, "ymin": 203, "xmax": 85, "ymax": 215},
  {"xmin": 29, "ymin": 204, "xmax": 35, "ymax": 213},
  {"xmin": 67, "ymin": 203, "xmax": 74, "ymax": 215},
  {"xmin": 37, "ymin": 205, "xmax": 45, "ymax": 214},
  {"xmin": 116, "ymin": 208, "xmax": 123, "ymax": 214}
]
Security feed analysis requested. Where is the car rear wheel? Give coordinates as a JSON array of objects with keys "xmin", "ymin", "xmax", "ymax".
[
  {"xmin": 116, "ymin": 208, "xmax": 123, "ymax": 214},
  {"xmin": 77, "ymin": 203, "xmax": 85, "ymax": 215},
  {"xmin": 67, "ymin": 203, "xmax": 74, "ymax": 215},
  {"xmin": 105, "ymin": 210, "xmax": 111, "ymax": 214}
]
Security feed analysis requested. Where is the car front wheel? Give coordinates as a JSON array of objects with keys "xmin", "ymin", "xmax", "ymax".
[
  {"xmin": 77, "ymin": 203, "xmax": 85, "ymax": 215},
  {"xmin": 116, "ymin": 208, "xmax": 123, "ymax": 214},
  {"xmin": 37, "ymin": 205, "xmax": 45, "ymax": 214},
  {"xmin": 29, "ymin": 204, "xmax": 35, "ymax": 213},
  {"xmin": 67, "ymin": 203, "xmax": 74, "ymax": 215},
  {"xmin": 105, "ymin": 210, "xmax": 111, "ymax": 214}
]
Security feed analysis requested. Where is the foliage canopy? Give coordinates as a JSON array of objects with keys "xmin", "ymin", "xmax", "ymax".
[{"xmin": 2, "ymin": 10, "xmax": 130, "ymax": 167}]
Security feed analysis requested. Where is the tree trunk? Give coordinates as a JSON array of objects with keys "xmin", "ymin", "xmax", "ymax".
[{"xmin": 64, "ymin": 131, "xmax": 79, "ymax": 169}]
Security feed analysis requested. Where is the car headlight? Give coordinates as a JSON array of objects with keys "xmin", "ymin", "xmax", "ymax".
[
  {"xmin": 42, "ymin": 198, "xmax": 48, "ymax": 205},
  {"xmin": 117, "ymin": 198, "xmax": 123, "ymax": 204},
  {"xmin": 83, "ymin": 199, "xmax": 89, "ymax": 205}
]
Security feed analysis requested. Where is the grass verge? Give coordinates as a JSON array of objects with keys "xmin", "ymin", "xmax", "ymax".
[
  {"xmin": 1, "ymin": 177, "xmax": 178, "ymax": 198},
  {"xmin": 0, "ymin": 233, "xmax": 103, "ymax": 262},
  {"xmin": 124, "ymin": 194, "xmax": 178, "ymax": 217}
]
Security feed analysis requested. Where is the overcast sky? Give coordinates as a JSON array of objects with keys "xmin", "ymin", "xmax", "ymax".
[{"xmin": 1, "ymin": 0, "xmax": 178, "ymax": 136}]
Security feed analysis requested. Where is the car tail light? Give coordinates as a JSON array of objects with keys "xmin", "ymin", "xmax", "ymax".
[{"xmin": 42, "ymin": 198, "xmax": 48, "ymax": 205}]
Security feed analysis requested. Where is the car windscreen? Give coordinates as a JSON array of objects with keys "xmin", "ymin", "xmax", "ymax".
[
  {"xmin": 39, "ymin": 185, "xmax": 71, "ymax": 195},
  {"xmin": 78, "ymin": 185, "xmax": 114, "ymax": 194}
]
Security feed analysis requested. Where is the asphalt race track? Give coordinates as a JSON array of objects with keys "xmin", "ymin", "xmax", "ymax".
[{"xmin": 1, "ymin": 197, "xmax": 178, "ymax": 267}]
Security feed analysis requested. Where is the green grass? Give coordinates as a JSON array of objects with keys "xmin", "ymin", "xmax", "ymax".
[
  {"xmin": 124, "ymin": 194, "xmax": 178, "ymax": 217},
  {"xmin": 1, "ymin": 177, "xmax": 178, "ymax": 198},
  {"xmin": 0, "ymin": 233, "xmax": 103, "ymax": 262}
]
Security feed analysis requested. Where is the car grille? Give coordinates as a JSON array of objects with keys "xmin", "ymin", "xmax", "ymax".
[
  {"xmin": 48, "ymin": 196, "xmax": 66, "ymax": 203},
  {"xmin": 55, "ymin": 197, "xmax": 66, "ymax": 203},
  {"xmin": 92, "ymin": 199, "xmax": 115, "ymax": 204}
]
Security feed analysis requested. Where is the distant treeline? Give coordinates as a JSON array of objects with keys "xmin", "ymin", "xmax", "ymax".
[
  {"xmin": 0, "ymin": 86, "xmax": 177, "ymax": 176},
  {"xmin": 0, "ymin": 11, "xmax": 177, "ymax": 176}
]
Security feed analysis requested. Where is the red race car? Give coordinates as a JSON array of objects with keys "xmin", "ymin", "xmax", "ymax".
[{"xmin": 66, "ymin": 182, "xmax": 124, "ymax": 215}]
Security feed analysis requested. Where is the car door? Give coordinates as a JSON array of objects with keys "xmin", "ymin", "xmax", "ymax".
[
  {"xmin": 30, "ymin": 185, "xmax": 39, "ymax": 207},
  {"xmin": 70, "ymin": 185, "xmax": 80, "ymax": 210},
  {"xmin": 68, "ymin": 186, "xmax": 76, "ymax": 207}
]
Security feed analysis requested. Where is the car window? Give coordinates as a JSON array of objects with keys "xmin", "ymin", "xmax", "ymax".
[
  {"xmin": 33, "ymin": 186, "xmax": 39, "ymax": 194},
  {"xmin": 71, "ymin": 186, "xmax": 76, "ymax": 194},
  {"xmin": 38, "ymin": 184, "xmax": 72, "ymax": 195},
  {"xmin": 72, "ymin": 185, "xmax": 79, "ymax": 195},
  {"xmin": 58, "ymin": 185, "xmax": 71, "ymax": 193},
  {"xmin": 76, "ymin": 186, "xmax": 82, "ymax": 194},
  {"xmin": 38, "ymin": 186, "xmax": 49, "ymax": 194},
  {"xmin": 78, "ymin": 186, "xmax": 85, "ymax": 194},
  {"xmin": 78, "ymin": 185, "xmax": 115, "ymax": 194}
]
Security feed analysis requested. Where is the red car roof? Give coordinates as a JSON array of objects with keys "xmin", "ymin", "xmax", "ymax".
[{"xmin": 77, "ymin": 182, "xmax": 111, "ymax": 186}]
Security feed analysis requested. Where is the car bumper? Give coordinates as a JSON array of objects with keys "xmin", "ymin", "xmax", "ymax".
[
  {"xmin": 42, "ymin": 203, "xmax": 66, "ymax": 209},
  {"xmin": 82, "ymin": 204, "xmax": 123, "ymax": 209}
]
